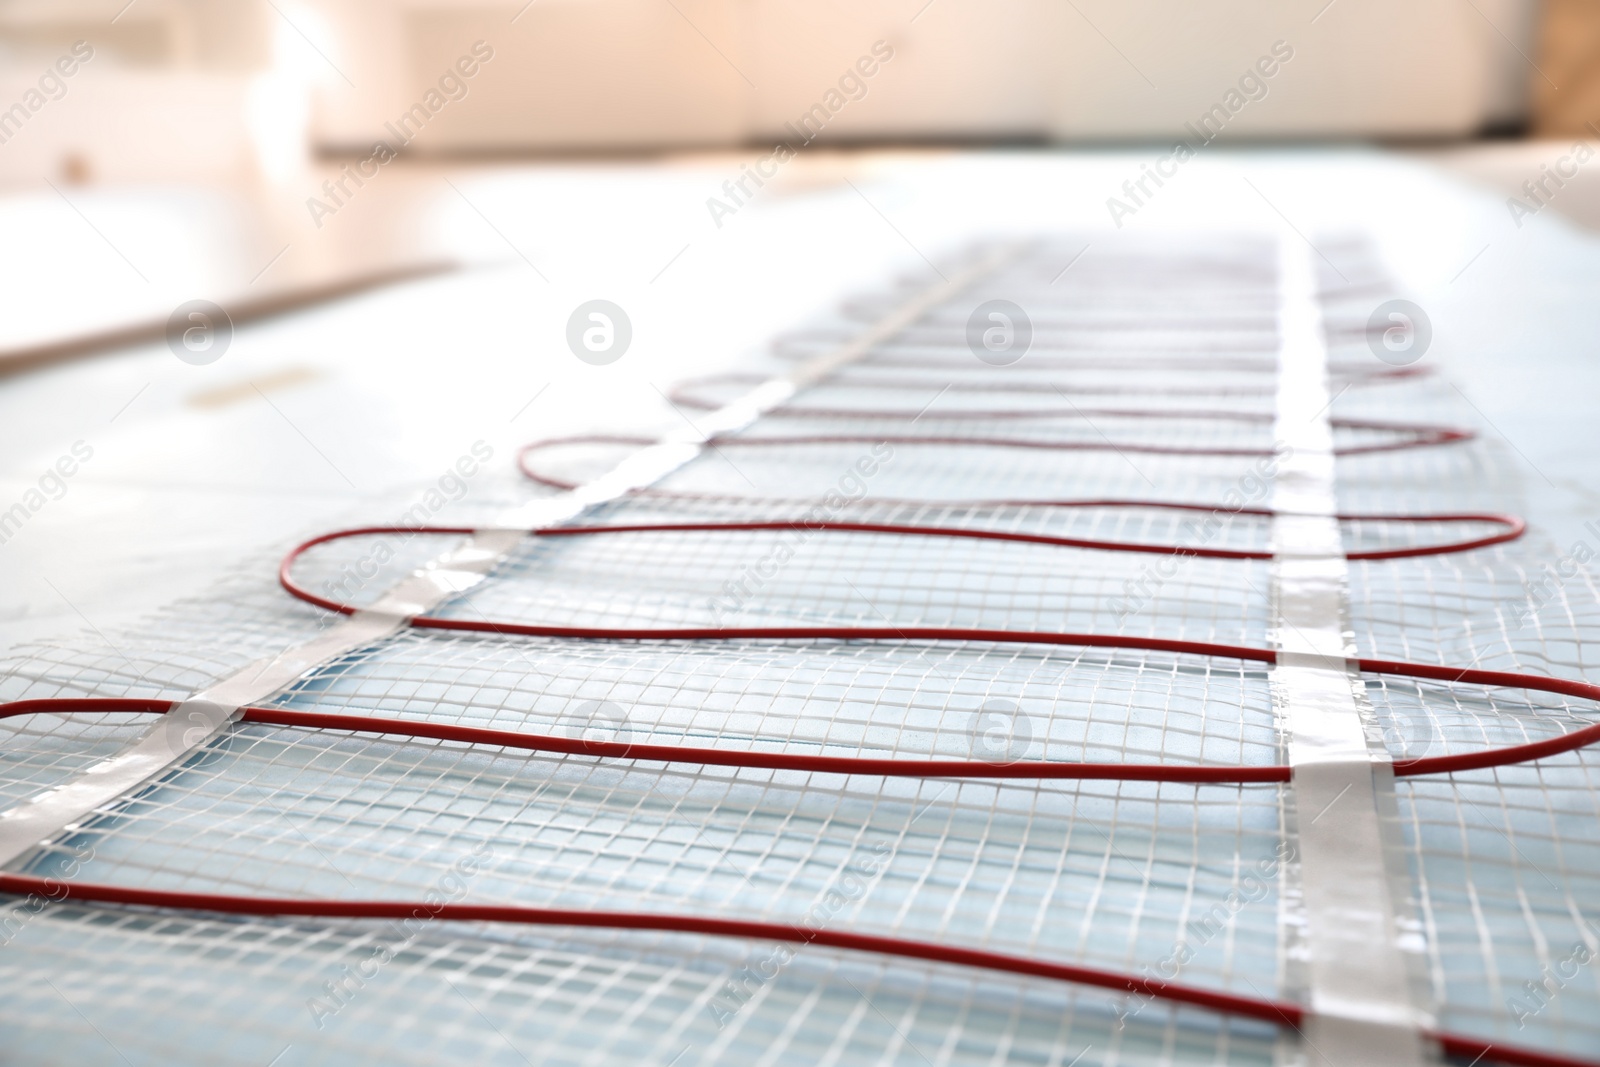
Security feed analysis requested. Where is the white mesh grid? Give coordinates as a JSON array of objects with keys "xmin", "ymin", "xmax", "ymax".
[{"xmin": 0, "ymin": 234, "xmax": 1596, "ymax": 1066}]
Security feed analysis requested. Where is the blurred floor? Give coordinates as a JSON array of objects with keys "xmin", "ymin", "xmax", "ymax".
[
  {"xmin": 2, "ymin": 144, "xmax": 1598, "ymax": 655},
  {"xmin": 1415, "ymin": 139, "xmax": 1600, "ymax": 230},
  {"xmin": 0, "ymin": 164, "xmax": 453, "ymax": 371}
]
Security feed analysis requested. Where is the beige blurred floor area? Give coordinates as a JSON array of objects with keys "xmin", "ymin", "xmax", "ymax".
[
  {"xmin": 1414, "ymin": 139, "xmax": 1600, "ymax": 231},
  {"xmin": 0, "ymin": 147, "xmax": 911, "ymax": 377},
  {"xmin": 0, "ymin": 161, "xmax": 459, "ymax": 375}
]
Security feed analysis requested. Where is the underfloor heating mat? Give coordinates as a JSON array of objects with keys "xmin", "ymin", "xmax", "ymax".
[{"xmin": 2, "ymin": 233, "xmax": 1597, "ymax": 1067}]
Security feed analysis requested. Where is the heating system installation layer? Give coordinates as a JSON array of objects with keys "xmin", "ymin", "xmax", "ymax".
[{"xmin": 2, "ymin": 235, "xmax": 1598, "ymax": 1067}]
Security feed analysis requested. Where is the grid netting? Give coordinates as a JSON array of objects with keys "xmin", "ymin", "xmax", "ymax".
[
  {"xmin": 0, "ymin": 236, "xmax": 1597, "ymax": 1065},
  {"xmin": 1318, "ymin": 240, "xmax": 1600, "ymax": 1060}
]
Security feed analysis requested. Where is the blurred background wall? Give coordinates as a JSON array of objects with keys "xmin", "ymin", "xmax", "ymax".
[{"xmin": 0, "ymin": 0, "xmax": 1558, "ymax": 188}]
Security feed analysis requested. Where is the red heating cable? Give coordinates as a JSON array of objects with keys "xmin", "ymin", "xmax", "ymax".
[
  {"xmin": 764, "ymin": 334, "xmax": 1433, "ymax": 378},
  {"xmin": 268, "ymin": 518, "xmax": 1584, "ymax": 782},
  {"xmin": 457, "ymin": 501, "xmax": 1524, "ymax": 564},
  {"xmin": 667, "ymin": 370, "xmax": 1433, "ymax": 410},
  {"xmin": 0, "ymin": 377, "xmax": 1561, "ymax": 1060},
  {"xmin": 520, "ymin": 435, "xmax": 1483, "ymax": 507},
  {"xmin": 518, "ymin": 425, "xmax": 1473, "ymax": 478}
]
